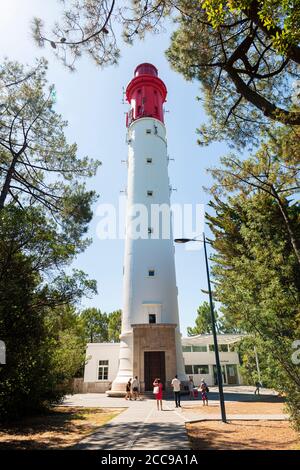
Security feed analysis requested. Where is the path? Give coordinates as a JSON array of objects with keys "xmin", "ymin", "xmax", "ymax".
[
  {"xmin": 64, "ymin": 394, "xmax": 189, "ymax": 450},
  {"xmin": 62, "ymin": 387, "xmax": 287, "ymax": 450}
]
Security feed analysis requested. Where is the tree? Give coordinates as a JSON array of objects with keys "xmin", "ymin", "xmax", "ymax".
[
  {"xmin": 0, "ymin": 58, "xmax": 100, "ymax": 216},
  {"xmin": 80, "ymin": 308, "xmax": 122, "ymax": 342},
  {"xmin": 206, "ymin": 159, "xmax": 300, "ymax": 429},
  {"xmin": 188, "ymin": 301, "xmax": 240, "ymax": 335},
  {"xmin": 108, "ymin": 309, "xmax": 122, "ymax": 342},
  {"xmin": 207, "ymin": 125, "xmax": 300, "ymax": 263},
  {"xmin": 187, "ymin": 301, "xmax": 217, "ymax": 335},
  {"xmin": 32, "ymin": 1, "xmax": 300, "ymax": 146},
  {"xmin": 80, "ymin": 308, "xmax": 109, "ymax": 342},
  {"xmin": 0, "ymin": 207, "xmax": 96, "ymax": 418},
  {"xmin": 166, "ymin": 0, "xmax": 300, "ymax": 146}
]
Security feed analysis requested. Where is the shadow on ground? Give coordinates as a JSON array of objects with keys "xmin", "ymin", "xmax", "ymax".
[{"xmin": 74, "ymin": 420, "xmax": 189, "ymax": 450}]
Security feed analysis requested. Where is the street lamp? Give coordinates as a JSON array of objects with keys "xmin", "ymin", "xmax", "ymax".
[{"xmin": 174, "ymin": 233, "xmax": 227, "ymax": 423}]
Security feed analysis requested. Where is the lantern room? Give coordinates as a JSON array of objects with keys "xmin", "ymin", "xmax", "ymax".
[{"xmin": 126, "ymin": 63, "xmax": 167, "ymax": 127}]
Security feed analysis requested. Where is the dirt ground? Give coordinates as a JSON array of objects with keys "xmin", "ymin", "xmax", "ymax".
[
  {"xmin": 182, "ymin": 401, "xmax": 286, "ymax": 415},
  {"xmin": 186, "ymin": 420, "xmax": 300, "ymax": 450},
  {"xmin": 0, "ymin": 407, "xmax": 123, "ymax": 450}
]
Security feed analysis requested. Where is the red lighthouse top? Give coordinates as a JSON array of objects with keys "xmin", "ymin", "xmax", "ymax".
[{"xmin": 126, "ymin": 63, "xmax": 167, "ymax": 127}]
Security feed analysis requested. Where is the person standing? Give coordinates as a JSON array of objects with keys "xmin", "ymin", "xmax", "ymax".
[
  {"xmin": 200, "ymin": 379, "xmax": 209, "ymax": 406},
  {"xmin": 171, "ymin": 374, "xmax": 181, "ymax": 408},
  {"xmin": 125, "ymin": 378, "xmax": 132, "ymax": 400},
  {"xmin": 254, "ymin": 381, "xmax": 262, "ymax": 395},
  {"xmin": 131, "ymin": 376, "xmax": 140, "ymax": 400},
  {"xmin": 188, "ymin": 377, "xmax": 195, "ymax": 400},
  {"xmin": 153, "ymin": 378, "xmax": 163, "ymax": 411}
]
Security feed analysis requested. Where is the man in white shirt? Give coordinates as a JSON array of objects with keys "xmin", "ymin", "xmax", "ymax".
[
  {"xmin": 171, "ymin": 375, "xmax": 181, "ymax": 408},
  {"xmin": 131, "ymin": 376, "xmax": 140, "ymax": 400}
]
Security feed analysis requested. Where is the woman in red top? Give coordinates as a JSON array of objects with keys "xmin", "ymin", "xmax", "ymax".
[{"xmin": 153, "ymin": 378, "xmax": 163, "ymax": 411}]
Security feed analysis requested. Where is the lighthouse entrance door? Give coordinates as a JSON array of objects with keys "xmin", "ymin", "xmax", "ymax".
[{"xmin": 144, "ymin": 351, "xmax": 166, "ymax": 391}]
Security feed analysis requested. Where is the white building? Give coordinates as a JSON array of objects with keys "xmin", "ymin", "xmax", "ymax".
[{"xmin": 83, "ymin": 334, "xmax": 244, "ymax": 392}]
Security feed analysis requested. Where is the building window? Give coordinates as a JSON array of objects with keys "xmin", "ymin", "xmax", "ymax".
[
  {"xmin": 193, "ymin": 365, "xmax": 209, "ymax": 375},
  {"xmin": 98, "ymin": 360, "xmax": 109, "ymax": 380},
  {"xmin": 146, "ymin": 129, "xmax": 151, "ymax": 134},
  {"xmin": 192, "ymin": 345, "xmax": 207, "ymax": 352},
  {"xmin": 148, "ymin": 269, "xmax": 155, "ymax": 277},
  {"xmin": 147, "ymin": 190, "xmax": 153, "ymax": 197},
  {"xmin": 182, "ymin": 346, "xmax": 192, "ymax": 353},
  {"xmin": 146, "ymin": 157, "xmax": 153, "ymax": 164},
  {"xmin": 210, "ymin": 344, "xmax": 229, "ymax": 352},
  {"xmin": 148, "ymin": 227, "xmax": 153, "ymax": 235},
  {"xmin": 149, "ymin": 314, "xmax": 156, "ymax": 324},
  {"xmin": 185, "ymin": 365, "xmax": 193, "ymax": 375}
]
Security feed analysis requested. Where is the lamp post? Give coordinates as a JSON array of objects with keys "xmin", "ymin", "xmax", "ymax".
[{"xmin": 174, "ymin": 233, "xmax": 227, "ymax": 423}]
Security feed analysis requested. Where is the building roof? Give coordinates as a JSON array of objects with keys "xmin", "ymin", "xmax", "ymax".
[{"xmin": 181, "ymin": 333, "xmax": 246, "ymax": 346}]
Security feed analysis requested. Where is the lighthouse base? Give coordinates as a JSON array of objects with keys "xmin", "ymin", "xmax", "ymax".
[{"xmin": 132, "ymin": 323, "xmax": 182, "ymax": 392}]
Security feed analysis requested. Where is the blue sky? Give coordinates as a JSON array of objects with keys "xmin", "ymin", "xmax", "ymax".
[{"xmin": 0, "ymin": 1, "xmax": 230, "ymax": 334}]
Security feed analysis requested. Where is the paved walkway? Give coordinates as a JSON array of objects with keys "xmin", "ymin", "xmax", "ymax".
[
  {"xmin": 63, "ymin": 388, "xmax": 287, "ymax": 450},
  {"xmin": 66, "ymin": 395, "xmax": 189, "ymax": 450}
]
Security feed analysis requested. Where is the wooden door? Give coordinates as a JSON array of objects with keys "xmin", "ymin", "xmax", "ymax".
[{"xmin": 144, "ymin": 351, "xmax": 166, "ymax": 391}]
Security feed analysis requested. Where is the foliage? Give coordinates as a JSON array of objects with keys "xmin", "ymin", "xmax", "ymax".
[
  {"xmin": 0, "ymin": 58, "xmax": 100, "ymax": 216},
  {"xmin": 0, "ymin": 207, "xmax": 96, "ymax": 419},
  {"xmin": 206, "ymin": 130, "xmax": 300, "ymax": 429},
  {"xmin": 80, "ymin": 308, "xmax": 122, "ymax": 343},
  {"xmin": 108, "ymin": 310, "xmax": 122, "ymax": 343},
  {"xmin": 188, "ymin": 301, "xmax": 242, "ymax": 335},
  {"xmin": 32, "ymin": 1, "xmax": 300, "ymax": 146},
  {"xmin": 166, "ymin": 0, "xmax": 300, "ymax": 147},
  {"xmin": 208, "ymin": 125, "xmax": 300, "ymax": 263}
]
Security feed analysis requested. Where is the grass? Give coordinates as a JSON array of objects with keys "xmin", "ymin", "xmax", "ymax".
[
  {"xmin": 186, "ymin": 420, "xmax": 300, "ymax": 450},
  {"xmin": 0, "ymin": 406, "xmax": 124, "ymax": 450}
]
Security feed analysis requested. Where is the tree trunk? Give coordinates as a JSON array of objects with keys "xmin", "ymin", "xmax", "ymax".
[{"xmin": 0, "ymin": 151, "xmax": 19, "ymax": 210}]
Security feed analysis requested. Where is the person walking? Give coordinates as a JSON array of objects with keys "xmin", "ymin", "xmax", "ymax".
[
  {"xmin": 171, "ymin": 374, "xmax": 181, "ymax": 408},
  {"xmin": 188, "ymin": 377, "xmax": 195, "ymax": 400},
  {"xmin": 153, "ymin": 378, "xmax": 163, "ymax": 411},
  {"xmin": 254, "ymin": 381, "xmax": 262, "ymax": 395},
  {"xmin": 200, "ymin": 379, "xmax": 209, "ymax": 406},
  {"xmin": 125, "ymin": 378, "xmax": 132, "ymax": 400},
  {"xmin": 131, "ymin": 376, "xmax": 140, "ymax": 400}
]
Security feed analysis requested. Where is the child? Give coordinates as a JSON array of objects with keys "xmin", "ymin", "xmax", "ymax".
[{"xmin": 200, "ymin": 379, "xmax": 209, "ymax": 406}]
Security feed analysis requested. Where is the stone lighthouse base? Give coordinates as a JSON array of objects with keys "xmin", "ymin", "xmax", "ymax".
[
  {"xmin": 132, "ymin": 323, "xmax": 180, "ymax": 393},
  {"xmin": 107, "ymin": 323, "xmax": 189, "ymax": 397}
]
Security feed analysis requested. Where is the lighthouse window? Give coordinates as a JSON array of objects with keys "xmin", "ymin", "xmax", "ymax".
[
  {"xmin": 98, "ymin": 360, "xmax": 109, "ymax": 381},
  {"xmin": 147, "ymin": 190, "xmax": 153, "ymax": 197},
  {"xmin": 148, "ymin": 269, "xmax": 155, "ymax": 277},
  {"xmin": 146, "ymin": 158, "xmax": 152, "ymax": 164},
  {"xmin": 148, "ymin": 227, "xmax": 153, "ymax": 235},
  {"xmin": 146, "ymin": 129, "xmax": 152, "ymax": 134},
  {"xmin": 149, "ymin": 314, "xmax": 156, "ymax": 324}
]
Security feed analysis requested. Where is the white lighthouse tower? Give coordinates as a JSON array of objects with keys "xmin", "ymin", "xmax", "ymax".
[{"xmin": 108, "ymin": 63, "xmax": 186, "ymax": 396}]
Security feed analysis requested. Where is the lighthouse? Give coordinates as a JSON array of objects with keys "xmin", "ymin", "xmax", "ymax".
[{"xmin": 108, "ymin": 63, "xmax": 186, "ymax": 395}]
